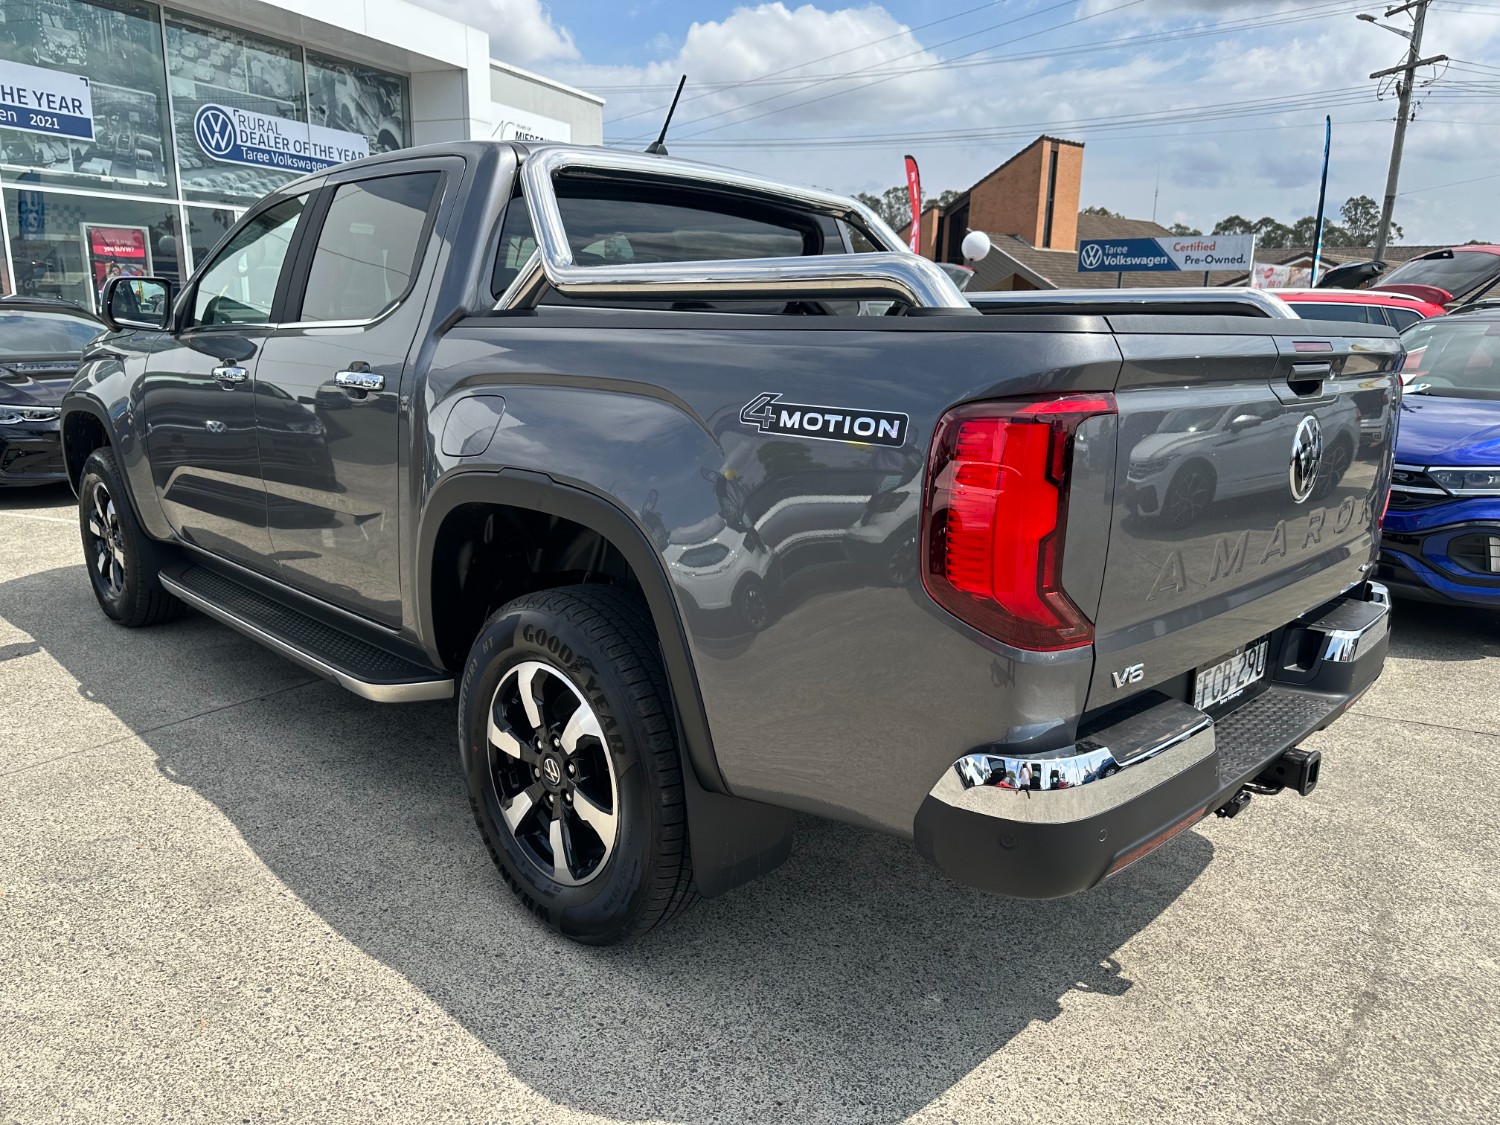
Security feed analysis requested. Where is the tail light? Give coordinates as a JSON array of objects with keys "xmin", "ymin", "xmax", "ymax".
[{"xmin": 922, "ymin": 394, "xmax": 1116, "ymax": 651}]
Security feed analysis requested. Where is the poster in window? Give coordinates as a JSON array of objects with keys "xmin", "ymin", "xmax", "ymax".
[{"xmin": 83, "ymin": 223, "xmax": 151, "ymax": 308}]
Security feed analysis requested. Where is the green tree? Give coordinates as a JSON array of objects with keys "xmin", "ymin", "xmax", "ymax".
[
  {"xmin": 1168, "ymin": 222, "xmax": 1202, "ymax": 236},
  {"xmin": 854, "ymin": 187, "xmax": 914, "ymax": 231},
  {"xmin": 1213, "ymin": 215, "xmax": 1255, "ymax": 236},
  {"xmin": 1340, "ymin": 194, "xmax": 1400, "ymax": 245},
  {"xmin": 1082, "ymin": 205, "xmax": 1124, "ymax": 218},
  {"xmin": 1251, "ymin": 217, "xmax": 1293, "ymax": 249},
  {"xmin": 857, "ymin": 185, "xmax": 963, "ymax": 232}
]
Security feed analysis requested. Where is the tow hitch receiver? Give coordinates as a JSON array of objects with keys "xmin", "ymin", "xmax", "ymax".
[{"xmin": 1254, "ymin": 747, "xmax": 1322, "ymax": 796}]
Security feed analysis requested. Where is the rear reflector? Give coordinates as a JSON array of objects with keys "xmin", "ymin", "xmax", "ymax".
[{"xmin": 922, "ymin": 394, "xmax": 1116, "ymax": 651}]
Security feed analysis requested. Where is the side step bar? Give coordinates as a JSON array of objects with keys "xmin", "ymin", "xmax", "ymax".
[{"xmin": 159, "ymin": 563, "xmax": 453, "ymax": 703}]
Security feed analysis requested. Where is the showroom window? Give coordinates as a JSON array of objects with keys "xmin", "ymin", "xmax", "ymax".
[
  {"xmin": 165, "ymin": 13, "xmax": 309, "ymax": 204},
  {"xmin": 4, "ymin": 187, "xmax": 184, "ymax": 311},
  {"xmin": 0, "ymin": 0, "xmax": 175, "ymax": 197},
  {"xmin": 307, "ymin": 54, "xmax": 410, "ymax": 156}
]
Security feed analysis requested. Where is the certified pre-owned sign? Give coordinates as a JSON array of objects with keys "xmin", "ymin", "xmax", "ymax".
[
  {"xmin": 1077, "ymin": 234, "xmax": 1255, "ymax": 274},
  {"xmin": 193, "ymin": 104, "xmax": 369, "ymax": 174}
]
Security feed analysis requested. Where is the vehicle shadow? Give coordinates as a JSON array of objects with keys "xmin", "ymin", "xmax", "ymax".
[
  {"xmin": 0, "ymin": 482, "xmax": 73, "ymax": 510},
  {"xmin": 1388, "ymin": 595, "xmax": 1500, "ymax": 662},
  {"xmin": 1, "ymin": 565, "xmax": 1214, "ymax": 1124}
]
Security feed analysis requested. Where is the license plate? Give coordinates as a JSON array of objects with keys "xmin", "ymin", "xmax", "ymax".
[{"xmin": 1193, "ymin": 639, "xmax": 1269, "ymax": 711}]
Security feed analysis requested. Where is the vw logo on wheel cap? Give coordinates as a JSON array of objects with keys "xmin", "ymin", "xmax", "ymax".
[
  {"xmin": 1289, "ymin": 414, "xmax": 1324, "ymax": 504},
  {"xmin": 542, "ymin": 758, "xmax": 562, "ymax": 786},
  {"xmin": 194, "ymin": 105, "xmax": 237, "ymax": 159}
]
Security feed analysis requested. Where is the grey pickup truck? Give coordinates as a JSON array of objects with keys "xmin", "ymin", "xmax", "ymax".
[{"xmin": 61, "ymin": 142, "xmax": 1396, "ymax": 943}]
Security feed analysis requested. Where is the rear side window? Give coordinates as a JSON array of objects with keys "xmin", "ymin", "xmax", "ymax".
[
  {"xmin": 1385, "ymin": 307, "xmax": 1423, "ymax": 331},
  {"xmin": 1289, "ymin": 302, "xmax": 1372, "ymax": 323},
  {"xmin": 555, "ymin": 193, "xmax": 812, "ymax": 266},
  {"xmin": 299, "ymin": 172, "xmax": 440, "ymax": 322}
]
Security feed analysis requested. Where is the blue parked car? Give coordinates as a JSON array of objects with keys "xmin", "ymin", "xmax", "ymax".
[{"xmin": 1379, "ymin": 308, "xmax": 1500, "ymax": 604}]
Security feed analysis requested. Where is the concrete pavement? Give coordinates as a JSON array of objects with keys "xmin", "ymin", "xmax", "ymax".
[{"xmin": 2, "ymin": 483, "xmax": 1497, "ymax": 1124}]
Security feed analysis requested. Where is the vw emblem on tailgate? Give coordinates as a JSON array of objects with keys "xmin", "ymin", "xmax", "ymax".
[{"xmin": 1289, "ymin": 414, "xmax": 1323, "ymax": 504}]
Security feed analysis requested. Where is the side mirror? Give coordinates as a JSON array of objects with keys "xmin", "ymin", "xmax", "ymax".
[{"xmin": 101, "ymin": 276, "xmax": 173, "ymax": 332}]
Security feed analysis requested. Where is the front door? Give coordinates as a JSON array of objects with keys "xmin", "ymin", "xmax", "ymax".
[
  {"xmin": 252, "ymin": 167, "xmax": 447, "ymax": 627},
  {"xmin": 138, "ymin": 195, "xmax": 310, "ymax": 574}
]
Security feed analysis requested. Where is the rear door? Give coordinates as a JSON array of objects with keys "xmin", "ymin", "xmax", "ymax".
[
  {"xmin": 1089, "ymin": 317, "xmax": 1399, "ymax": 711},
  {"xmin": 251, "ymin": 160, "xmax": 453, "ymax": 626}
]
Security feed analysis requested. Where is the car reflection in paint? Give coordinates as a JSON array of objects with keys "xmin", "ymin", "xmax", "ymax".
[{"xmin": 1123, "ymin": 399, "xmax": 1359, "ymax": 531}]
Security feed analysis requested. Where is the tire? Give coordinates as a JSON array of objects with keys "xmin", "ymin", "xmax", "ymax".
[
  {"xmin": 732, "ymin": 573, "xmax": 770, "ymax": 631},
  {"xmin": 77, "ymin": 447, "xmax": 183, "ymax": 627},
  {"xmin": 1162, "ymin": 462, "xmax": 1214, "ymax": 531},
  {"xmin": 458, "ymin": 584, "xmax": 696, "ymax": 944}
]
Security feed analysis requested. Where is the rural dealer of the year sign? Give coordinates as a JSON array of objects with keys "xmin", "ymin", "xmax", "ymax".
[{"xmin": 1077, "ymin": 234, "xmax": 1255, "ymax": 273}]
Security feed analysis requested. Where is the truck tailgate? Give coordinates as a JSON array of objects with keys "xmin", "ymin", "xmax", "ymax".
[{"xmin": 1086, "ymin": 317, "xmax": 1399, "ymax": 712}]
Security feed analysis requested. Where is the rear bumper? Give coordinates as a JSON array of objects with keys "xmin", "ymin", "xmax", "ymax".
[{"xmin": 914, "ymin": 581, "xmax": 1389, "ymax": 898}]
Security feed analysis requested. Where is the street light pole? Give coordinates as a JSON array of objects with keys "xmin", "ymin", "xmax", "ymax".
[{"xmin": 1364, "ymin": 0, "xmax": 1444, "ymax": 261}]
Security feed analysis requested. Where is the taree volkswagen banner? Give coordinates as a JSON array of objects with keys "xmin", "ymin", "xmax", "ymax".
[
  {"xmin": 193, "ymin": 103, "xmax": 368, "ymax": 174},
  {"xmin": 0, "ymin": 58, "xmax": 94, "ymax": 141},
  {"xmin": 1077, "ymin": 234, "xmax": 1255, "ymax": 273}
]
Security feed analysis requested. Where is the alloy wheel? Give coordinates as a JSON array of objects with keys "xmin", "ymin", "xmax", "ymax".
[
  {"xmin": 486, "ymin": 660, "xmax": 619, "ymax": 886},
  {"xmin": 86, "ymin": 481, "xmax": 127, "ymax": 599}
]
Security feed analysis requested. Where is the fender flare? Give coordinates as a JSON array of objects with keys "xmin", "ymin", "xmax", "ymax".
[
  {"xmin": 59, "ymin": 393, "xmax": 119, "ymax": 490},
  {"xmin": 416, "ymin": 467, "xmax": 793, "ymax": 897}
]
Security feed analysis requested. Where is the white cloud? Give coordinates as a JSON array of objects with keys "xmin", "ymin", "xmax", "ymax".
[
  {"xmin": 567, "ymin": 3, "xmax": 958, "ymax": 142},
  {"xmin": 413, "ymin": 0, "xmax": 579, "ymax": 64},
  {"xmin": 420, "ymin": 0, "xmax": 1500, "ymax": 243}
]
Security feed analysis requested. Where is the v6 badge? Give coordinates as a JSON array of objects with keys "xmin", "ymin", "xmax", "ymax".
[{"xmin": 739, "ymin": 392, "xmax": 908, "ymax": 448}]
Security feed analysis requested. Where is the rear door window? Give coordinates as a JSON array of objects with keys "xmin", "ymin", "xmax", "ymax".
[
  {"xmin": 298, "ymin": 172, "xmax": 441, "ymax": 322},
  {"xmin": 1289, "ymin": 302, "xmax": 1372, "ymax": 323},
  {"xmin": 1385, "ymin": 307, "xmax": 1423, "ymax": 331}
]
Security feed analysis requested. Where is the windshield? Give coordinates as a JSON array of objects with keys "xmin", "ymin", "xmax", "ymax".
[
  {"xmin": 1381, "ymin": 251, "xmax": 1500, "ymax": 300},
  {"xmin": 0, "ymin": 311, "xmax": 101, "ymax": 358},
  {"xmin": 1401, "ymin": 317, "xmax": 1500, "ymax": 394}
]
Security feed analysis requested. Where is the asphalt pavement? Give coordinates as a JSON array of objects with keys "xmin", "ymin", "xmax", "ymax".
[{"xmin": 2, "ymin": 483, "xmax": 1498, "ymax": 1125}]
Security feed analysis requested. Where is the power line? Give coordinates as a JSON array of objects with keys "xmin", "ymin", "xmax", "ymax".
[{"xmin": 641, "ymin": 85, "xmax": 1379, "ymax": 151}]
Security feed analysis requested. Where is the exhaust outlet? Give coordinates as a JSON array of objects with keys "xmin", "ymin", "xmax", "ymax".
[{"xmin": 1255, "ymin": 747, "xmax": 1321, "ymax": 797}]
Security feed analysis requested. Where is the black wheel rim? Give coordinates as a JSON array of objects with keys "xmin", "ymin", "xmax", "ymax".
[
  {"xmin": 86, "ymin": 480, "xmax": 127, "ymax": 599},
  {"xmin": 739, "ymin": 582, "xmax": 768, "ymax": 630},
  {"xmin": 485, "ymin": 659, "xmax": 618, "ymax": 887},
  {"xmin": 1166, "ymin": 468, "xmax": 1211, "ymax": 527}
]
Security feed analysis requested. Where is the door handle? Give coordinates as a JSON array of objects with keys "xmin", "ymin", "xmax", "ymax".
[
  {"xmin": 335, "ymin": 369, "xmax": 384, "ymax": 393},
  {"xmin": 212, "ymin": 364, "xmax": 248, "ymax": 386}
]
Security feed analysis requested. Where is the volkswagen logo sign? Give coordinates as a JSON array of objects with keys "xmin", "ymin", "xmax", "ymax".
[
  {"xmin": 194, "ymin": 105, "xmax": 237, "ymax": 159},
  {"xmin": 1289, "ymin": 414, "xmax": 1324, "ymax": 504},
  {"xmin": 542, "ymin": 758, "xmax": 562, "ymax": 786},
  {"xmin": 1079, "ymin": 243, "xmax": 1105, "ymax": 269}
]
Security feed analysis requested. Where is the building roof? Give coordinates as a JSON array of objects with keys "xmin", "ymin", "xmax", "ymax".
[{"xmin": 1075, "ymin": 213, "xmax": 1173, "ymax": 241}]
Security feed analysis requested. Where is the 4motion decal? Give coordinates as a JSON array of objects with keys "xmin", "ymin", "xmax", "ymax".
[{"xmin": 739, "ymin": 392, "xmax": 908, "ymax": 448}]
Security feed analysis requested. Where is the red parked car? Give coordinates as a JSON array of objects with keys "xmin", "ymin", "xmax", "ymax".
[
  {"xmin": 1270, "ymin": 287, "xmax": 1445, "ymax": 329},
  {"xmin": 1373, "ymin": 245, "xmax": 1500, "ymax": 307}
]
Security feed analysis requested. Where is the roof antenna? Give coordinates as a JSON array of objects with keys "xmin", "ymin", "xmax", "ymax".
[{"xmin": 646, "ymin": 75, "xmax": 687, "ymax": 156}]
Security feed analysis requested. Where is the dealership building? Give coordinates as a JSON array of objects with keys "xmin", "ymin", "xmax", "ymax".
[{"xmin": 0, "ymin": 0, "xmax": 602, "ymax": 311}]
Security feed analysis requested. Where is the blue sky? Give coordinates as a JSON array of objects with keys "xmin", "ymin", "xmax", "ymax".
[{"xmin": 427, "ymin": 0, "xmax": 1500, "ymax": 244}]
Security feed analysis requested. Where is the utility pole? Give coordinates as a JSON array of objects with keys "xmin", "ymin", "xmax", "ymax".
[{"xmin": 1361, "ymin": 0, "xmax": 1446, "ymax": 261}]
